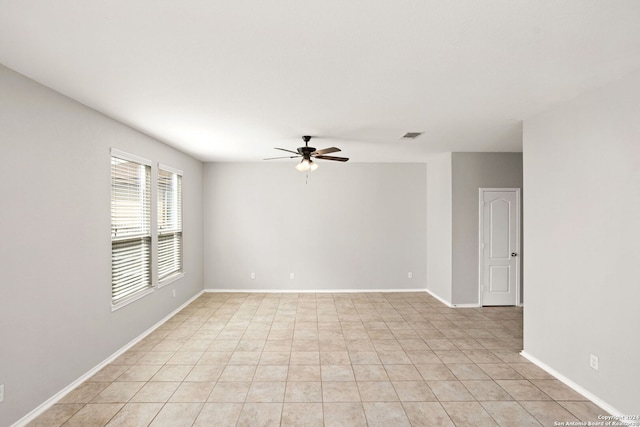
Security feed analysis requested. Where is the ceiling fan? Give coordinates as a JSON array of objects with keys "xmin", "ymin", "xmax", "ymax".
[{"xmin": 264, "ymin": 135, "xmax": 349, "ymax": 172}]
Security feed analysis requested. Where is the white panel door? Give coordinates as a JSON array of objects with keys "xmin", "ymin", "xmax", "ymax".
[{"xmin": 480, "ymin": 189, "xmax": 520, "ymax": 306}]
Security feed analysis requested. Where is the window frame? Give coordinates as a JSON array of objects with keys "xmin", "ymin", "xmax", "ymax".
[
  {"xmin": 110, "ymin": 148, "xmax": 153, "ymax": 311},
  {"xmin": 157, "ymin": 163, "xmax": 184, "ymax": 287}
]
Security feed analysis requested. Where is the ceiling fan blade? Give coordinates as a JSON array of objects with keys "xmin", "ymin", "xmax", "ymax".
[
  {"xmin": 264, "ymin": 155, "xmax": 301, "ymax": 160},
  {"xmin": 274, "ymin": 147, "xmax": 300, "ymax": 155},
  {"xmin": 314, "ymin": 155, "xmax": 349, "ymax": 162},
  {"xmin": 312, "ymin": 147, "xmax": 341, "ymax": 155}
]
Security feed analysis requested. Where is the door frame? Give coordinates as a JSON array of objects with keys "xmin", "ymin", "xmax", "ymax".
[{"xmin": 478, "ymin": 188, "xmax": 521, "ymax": 307}]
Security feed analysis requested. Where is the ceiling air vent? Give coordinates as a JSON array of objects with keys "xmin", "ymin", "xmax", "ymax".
[{"xmin": 401, "ymin": 132, "xmax": 422, "ymax": 139}]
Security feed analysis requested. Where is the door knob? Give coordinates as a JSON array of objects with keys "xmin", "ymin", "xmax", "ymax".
[{"xmin": 511, "ymin": 252, "xmax": 518, "ymax": 257}]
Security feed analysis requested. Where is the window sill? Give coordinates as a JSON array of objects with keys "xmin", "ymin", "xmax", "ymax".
[
  {"xmin": 111, "ymin": 287, "xmax": 155, "ymax": 312},
  {"xmin": 158, "ymin": 272, "xmax": 184, "ymax": 288}
]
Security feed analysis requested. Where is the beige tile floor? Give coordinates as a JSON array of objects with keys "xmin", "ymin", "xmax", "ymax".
[{"xmin": 29, "ymin": 292, "xmax": 609, "ymax": 426}]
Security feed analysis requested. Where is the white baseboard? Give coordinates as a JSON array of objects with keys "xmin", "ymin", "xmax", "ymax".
[
  {"xmin": 12, "ymin": 290, "xmax": 204, "ymax": 427},
  {"xmin": 424, "ymin": 288, "xmax": 452, "ymax": 307},
  {"xmin": 204, "ymin": 288, "xmax": 428, "ymax": 293},
  {"xmin": 520, "ymin": 351, "xmax": 629, "ymax": 422},
  {"xmin": 451, "ymin": 303, "xmax": 481, "ymax": 308}
]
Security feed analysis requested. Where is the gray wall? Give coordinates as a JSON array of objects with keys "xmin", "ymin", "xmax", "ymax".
[
  {"xmin": 426, "ymin": 153, "xmax": 452, "ymax": 303},
  {"xmin": 523, "ymin": 71, "xmax": 640, "ymax": 414},
  {"xmin": 0, "ymin": 65, "xmax": 204, "ymax": 426},
  {"xmin": 451, "ymin": 153, "xmax": 523, "ymax": 305},
  {"xmin": 203, "ymin": 162, "xmax": 427, "ymax": 291}
]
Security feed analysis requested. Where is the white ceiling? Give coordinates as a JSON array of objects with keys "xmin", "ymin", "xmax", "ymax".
[{"xmin": 2, "ymin": 1, "xmax": 640, "ymax": 162}]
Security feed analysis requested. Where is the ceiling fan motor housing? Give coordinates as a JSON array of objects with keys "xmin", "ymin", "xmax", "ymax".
[{"xmin": 298, "ymin": 146, "xmax": 316, "ymax": 158}]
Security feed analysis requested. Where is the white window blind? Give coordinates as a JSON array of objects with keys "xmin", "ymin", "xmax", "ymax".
[
  {"xmin": 111, "ymin": 151, "xmax": 152, "ymax": 305},
  {"xmin": 158, "ymin": 165, "xmax": 183, "ymax": 282}
]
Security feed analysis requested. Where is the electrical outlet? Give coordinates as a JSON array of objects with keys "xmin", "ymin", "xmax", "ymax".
[
  {"xmin": 251, "ymin": 272, "xmax": 256, "ymax": 279},
  {"xmin": 408, "ymin": 272, "xmax": 413, "ymax": 279},
  {"xmin": 290, "ymin": 273, "xmax": 295, "ymax": 280},
  {"xmin": 590, "ymin": 354, "xmax": 599, "ymax": 371},
  {"xmin": 172, "ymin": 289, "xmax": 176, "ymax": 298},
  {"xmin": 0, "ymin": 384, "xmax": 4, "ymax": 403}
]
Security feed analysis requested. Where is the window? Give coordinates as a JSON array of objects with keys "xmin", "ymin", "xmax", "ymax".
[
  {"xmin": 111, "ymin": 149, "xmax": 152, "ymax": 307},
  {"xmin": 157, "ymin": 165, "xmax": 183, "ymax": 283}
]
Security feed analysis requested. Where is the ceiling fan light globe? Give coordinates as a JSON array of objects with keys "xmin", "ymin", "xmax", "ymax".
[
  {"xmin": 309, "ymin": 161, "xmax": 319, "ymax": 171},
  {"xmin": 295, "ymin": 159, "xmax": 310, "ymax": 172}
]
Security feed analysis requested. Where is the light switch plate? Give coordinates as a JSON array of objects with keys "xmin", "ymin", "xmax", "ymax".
[{"xmin": 590, "ymin": 354, "xmax": 599, "ymax": 371}]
